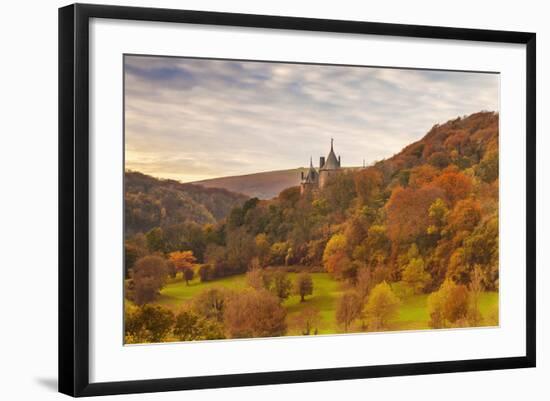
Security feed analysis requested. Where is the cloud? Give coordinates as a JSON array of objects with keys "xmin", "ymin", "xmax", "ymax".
[{"xmin": 124, "ymin": 55, "xmax": 499, "ymax": 182}]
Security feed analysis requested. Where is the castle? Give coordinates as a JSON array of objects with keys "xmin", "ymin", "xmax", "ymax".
[{"xmin": 300, "ymin": 139, "xmax": 342, "ymax": 194}]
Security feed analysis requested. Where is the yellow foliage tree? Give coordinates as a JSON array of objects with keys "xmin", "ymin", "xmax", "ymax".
[
  {"xmin": 365, "ymin": 281, "xmax": 400, "ymax": 331},
  {"xmin": 323, "ymin": 234, "xmax": 350, "ymax": 278}
]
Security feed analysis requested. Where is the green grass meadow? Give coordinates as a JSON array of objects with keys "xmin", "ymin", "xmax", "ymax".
[{"xmin": 153, "ymin": 272, "xmax": 498, "ymax": 335}]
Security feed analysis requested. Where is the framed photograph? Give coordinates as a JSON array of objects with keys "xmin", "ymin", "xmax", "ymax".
[{"xmin": 58, "ymin": 3, "xmax": 536, "ymax": 397}]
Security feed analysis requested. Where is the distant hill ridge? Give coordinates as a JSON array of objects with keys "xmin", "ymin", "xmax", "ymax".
[
  {"xmin": 125, "ymin": 171, "xmax": 248, "ymax": 236},
  {"xmin": 193, "ymin": 168, "xmax": 308, "ymax": 200},
  {"xmin": 193, "ymin": 167, "xmax": 360, "ymax": 200}
]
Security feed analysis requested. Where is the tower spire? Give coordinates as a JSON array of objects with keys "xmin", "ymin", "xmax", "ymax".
[
  {"xmin": 310, "ymin": 156, "xmax": 313, "ymax": 168},
  {"xmin": 331, "ymin": 137, "xmax": 334, "ymax": 151}
]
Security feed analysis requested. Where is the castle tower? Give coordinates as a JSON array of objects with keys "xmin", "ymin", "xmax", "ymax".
[
  {"xmin": 319, "ymin": 138, "xmax": 341, "ymax": 189},
  {"xmin": 300, "ymin": 156, "xmax": 319, "ymax": 194}
]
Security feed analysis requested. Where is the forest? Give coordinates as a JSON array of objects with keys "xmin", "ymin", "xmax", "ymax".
[{"xmin": 124, "ymin": 111, "xmax": 499, "ymax": 344}]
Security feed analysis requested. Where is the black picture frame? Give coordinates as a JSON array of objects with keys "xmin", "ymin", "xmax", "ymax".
[{"xmin": 59, "ymin": 3, "xmax": 536, "ymax": 397}]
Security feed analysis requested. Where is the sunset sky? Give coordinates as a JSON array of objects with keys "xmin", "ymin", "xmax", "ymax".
[{"xmin": 124, "ymin": 55, "xmax": 499, "ymax": 183}]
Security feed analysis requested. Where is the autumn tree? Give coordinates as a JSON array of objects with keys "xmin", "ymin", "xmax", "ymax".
[
  {"xmin": 132, "ymin": 255, "xmax": 168, "ymax": 305},
  {"xmin": 362, "ymin": 225, "xmax": 391, "ymax": 267},
  {"xmin": 125, "ymin": 304, "xmax": 174, "ymax": 343},
  {"xmin": 246, "ymin": 265, "xmax": 272, "ymax": 291},
  {"xmin": 226, "ymin": 227, "xmax": 256, "ymax": 273},
  {"xmin": 124, "ymin": 303, "xmax": 145, "ymax": 343},
  {"xmin": 173, "ymin": 308, "xmax": 224, "ymax": 341},
  {"xmin": 476, "ymin": 151, "xmax": 499, "ymax": 183},
  {"xmin": 271, "ymin": 271, "xmax": 292, "ymax": 300},
  {"xmin": 223, "ymin": 290, "xmax": 287, "ymax": 338},
  {"xmin": 463, "ymin": 216, "xmax": 499, "ymax": 289},
  {"xmin": 427, "ymin": 279, "xmax": 470, "ymax": 328},
  {"xmin": 354, "ymin": 168, "xmax": 383, "ymax": 205},
  {"xmin": 182, "ymin": 266, "xmax": 194, "ymax": 285},
  {"xmin": 255, "ymin": 233, "xmax": 270, "ymax": 266},
  {"xmin": 294, "ymin": 273, "xmax": 314, "ymax": 302},
  {"xmin": 468, "ymin": 265, "xmax": 484, "ymax": 326},
  {"xmin": 192, "ymin": 287, "xmax": 228, "ymax": 322},
  {"xmin": 355, "ymin": 267, "xmax": 374, "ymax": 302},
  {"xmin": 427, "ymin": 151, "xmax": 450, "ymax": 168},
  {"xmin": 409, "ymin": 164, "xmax": 439, "ymax": 189},
  {"xmin": 269, "ymin": 241, "xmax": 289, "ymax": 266},
  {"xmin": 145, "ymin": 227, "xmax": 165, "ymax": 253},
  {"xmin": 294, "ymin": 306, "xmax": 321, "ymax": 335},
  {"xmin": 447, "ymin": 247, "xmax": 469, "ymax": 285},
  {"xmin": 386, "ymin": 185, "xmax": 445, "ymax": 244},
  {"xmin": 364, "ymin": 281, "xmax": 400, "ymax": 331},
  {"xmin": 198, "ymin": 264, "xmax": 213, "ymax": 282},
  {"xmin": 433, "ymin": 169, "xmax": 472, "ymax": 206},
  {"xmin": 124, "ymin": 239, "xmax": 146, "ymax": 278},
  {"xmin": 447, "ymin": 199, "xmax": 482, "ymax": 233},
  {"xmin": 169, "ymin": 250, "xmax": 196, "ymax": 279},
  {"xmin": 401, "ymin": 244, "xmax": 431, "ymax": 294},
  {"xmin": 427, "ymin": 198, "xmax": 449, "ymax": 235},
  {"xmin": 336, "ymin": 292, "xmax": 361, "ymax": 332},
  {"xmin": 321, "ymin": 171, "xmax": 357, "ymax": 213},
  {"xmin": 323, "ymin": 233, "xmax": 351, "ymax": 278},
  {"xmin": 344, "ymin": 215, "xmax": 368, "ymax": 250}
]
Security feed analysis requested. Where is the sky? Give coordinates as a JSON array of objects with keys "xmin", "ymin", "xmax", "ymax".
[{"xmin": 124, "ymin": 55, "xmax": 499, "ymax": 183}]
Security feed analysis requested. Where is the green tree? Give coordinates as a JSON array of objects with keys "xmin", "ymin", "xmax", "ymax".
[
  {"xmin": 145, "ymin": 227, "xmax": 164, "ymax": 253},
  {"xmin": 294, "ymin": 273, "xmax": 313, "ymax": 302},
  {"xmin": 271, "ymin": 271, "xmax": 292, "ymax": 300},
  {"xmin": 401, "ymin": 245, "xmax": 431, "ymax": 294}
]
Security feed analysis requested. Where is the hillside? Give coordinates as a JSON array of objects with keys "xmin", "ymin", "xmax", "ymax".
[
  {"xmin": 193, "ymin": 168, "xmax": 308, "ymax": 199},
  {"xmin": 125, "ymin": 171, "xmax": 248, "ymax": 236},
  {"xmin": 375, "ymin": 111, "xmax": 498, "ymax": 181}
]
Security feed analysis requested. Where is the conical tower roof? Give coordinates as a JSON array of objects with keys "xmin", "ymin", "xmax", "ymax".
[
  {"xmin": 323, "ymin": 138, "xmax": 339, "ymax": 170},
  {"xmin": 304, "ymin": 156, "xmax": 318, "ymax": 183}
]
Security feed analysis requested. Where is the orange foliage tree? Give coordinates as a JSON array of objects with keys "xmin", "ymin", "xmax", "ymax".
[
  {"xmin": 169, "ymin": 251, "xmax": 196, "ymax": 284},
  {"xmin": 447, "ymin": 199, "xmax": 482, "ymax": 233},
  {"xmin": 353, "ymin": 168, "xmax": 383, "ymax": 205},
  {"xmin": 385, "ymin": 185, "xmax": 445, "ymax": 244},
  {"xmin": 408, "ymin": 164, "xmax": 439, "ymax": 189},
  {"xmin": 433, "ymin": 169, "xmax": 472, "ymax": 206}
]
